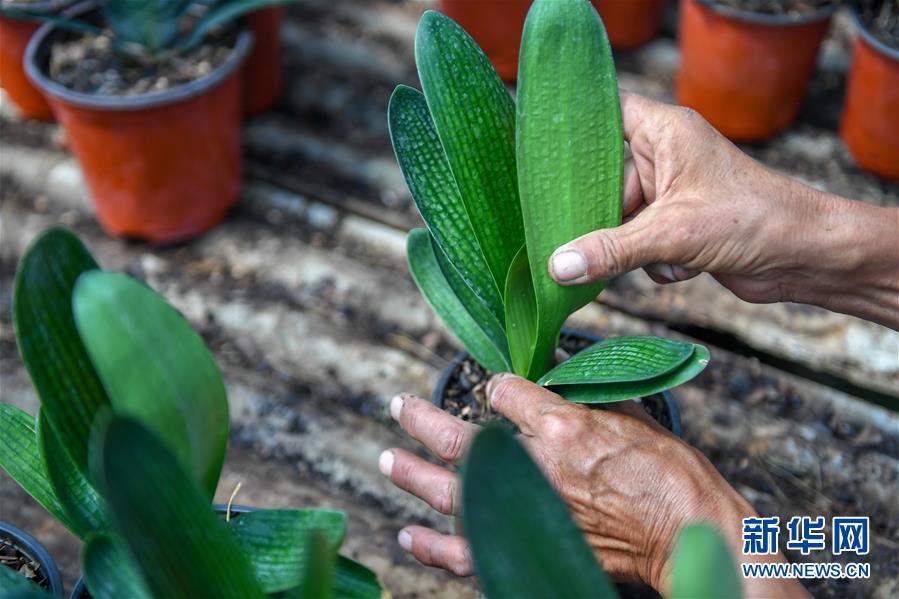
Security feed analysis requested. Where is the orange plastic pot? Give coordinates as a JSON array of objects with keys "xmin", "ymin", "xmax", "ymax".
[
  {"xmin": 25, "ymin": 12, "xmax": 252, "ymax": 244},
  {"xmin": 0, "ymin": 1, "xmax": 68, "ymax": 121},
  {"xmin": 243, "ymin": 6, "xmax": 285, "ymax": 116},
  {"xmin": 840, "ymin": 14, "xmax": 899, "ymax": 181},
  {"xmin": 676, "ymin": 0, "xmax": 834, "ymax": 142},
  {"xmin": 594, "ymin": 0, "xmax": 666, "ymax": 49}
]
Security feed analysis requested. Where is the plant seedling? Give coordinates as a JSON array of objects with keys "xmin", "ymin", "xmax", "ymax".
[
  {"xmin": 0, "ymin": 227, "xmax": 382, "ymax": 599},
  {"xmin": 390, "ymin": 0, "xmax": 709, "ymax": 403}
]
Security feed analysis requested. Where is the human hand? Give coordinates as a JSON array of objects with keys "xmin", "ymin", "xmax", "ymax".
[
  {"xmin": 379, "ymin": 374, "xmax": 753, "ymax": 590},
  {"xmin": 547, "ymin": 92, "xmax": 899, "ymax": 328}
]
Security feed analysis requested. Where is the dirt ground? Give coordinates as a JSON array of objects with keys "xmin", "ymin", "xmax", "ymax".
[{"xmin": 1, "ymin": 1, "xmax": 897, "ymax": 598}]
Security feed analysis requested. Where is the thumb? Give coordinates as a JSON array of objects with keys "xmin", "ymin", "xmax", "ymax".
[{"xmin": 548, "ymin": 216, "xmax": 666, "ymax": 284}]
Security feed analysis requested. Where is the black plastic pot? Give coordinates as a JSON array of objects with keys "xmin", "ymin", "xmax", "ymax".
[
  {"xmin": 431, "ymin": 329, "xmax": 683, "ymax": 437},
  {"xmin": 69, "ymin": 504, "xmax": 255, "ymax": 598},
  {"xmin": 0, "ymin": 521, "xmax": 63, "ymax": 595}
]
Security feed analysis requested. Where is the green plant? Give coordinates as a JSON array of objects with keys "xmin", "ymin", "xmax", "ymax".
[
  {"xmin": 390, "ymin": 0, "xmax": 709, "ymax": 402},
  {"xmin": 0, "ymin": 228, "xmax": 382, "ymax": 599},
  {"xmin": 461, "ymin": 426, "xmax": 743, "ymax": 599},
  {"xmin": 0, "ymin": 0, "xmax": 295, "ymax": 64}
]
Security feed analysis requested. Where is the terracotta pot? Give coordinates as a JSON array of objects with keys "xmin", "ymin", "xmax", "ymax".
[
  {"xmin": 438, "ymin": 1, "xmax": 665, "ymax": 82},
  {"xmin": 0, "ymin": 521, "xmax": 64, "ymax": 595},
  {"xmin": 594, "ymin": 0, "xmax": 666, "ymax": 49},
  {"xmin": 0, "ymin": 1, "xmax": 69, "ymax": 121},
  {"xmin": 840, "ymin": 11, "xmax": 899, "ymax": 181},
  {"xmin": 676, "ymin": 0, "xmax": 834, "ymax": 142},
  {"xmin": 243, "ymin": 6, "xmax": 285, "ymax": 116},
  {"xmin": 25, "ymin": 6, "xmax": 252, "ymax": 245}
]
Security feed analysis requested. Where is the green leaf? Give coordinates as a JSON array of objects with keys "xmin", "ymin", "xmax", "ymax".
[
  {"xmin": 407, "ymin": 229, "xmax": 511, "ymax": 372},
  {"xmin": 546, "ymin": 345, "xmax": 711, "ymax": 403},
  {"xmin": 388, "ymin": 84, "xmax": 505, "ymax": 326},
  {"xmin": 103, "ymin": 0, "xmax": 192, "ymax": 55},
  {"xmin": 182, "ymin": 0, "xmax": 297, "ymax": 52},
  {"xmin": 669, "ymin": 523, "xmax": 742, "ymax": 599},
  {"xmin": 462, "ymin": 427, "xmax": 617, "ymax": 599},
  {"xmin": 82, "ymin": 535, "xmax": 152, "ymax": 599},
  {"xmin": 538, "ymin": 337, "xmax": 696, "ymax": 386},
  {"xmin": 333, "ymin": 557, "xmax": 382, "ymax": 599},
  {"xmin": 0, "ymin": 405, "xmax": 77, "ymax": 535},
  {"xmin": 415, "ymin": 10, "xmax": 524, "ymax": 297},
  {"xmin": 229, "ymin": 509, "xmax": 347, "ymax": 594},
  {"xmin": 516, "ymin": 0, "xmax": 624, "ymax": 377},
  {"xmin": 13, "ymin": 227, "xmax": 107, "ymax": 472},
  {"xmin": 288, "ymin": 533, "xmax": 336, "ymax": 599},
  {"xmin": 0, "ymin": 564, "xmax": 52, "ymax": 599},
  {"xmin": 73, "ymin": 271, "xmax": 228, "ymax": 501},
  {"xmin": 503, "ymin": 246, "xmax": 542, "ymax": 379},
  {"xmin": 37, "ymin": 411, "xmax": 108, "ymax": 537},
  {"xmin": 94, "ymin": 416, "xmax": 264, "ymax": 599}
]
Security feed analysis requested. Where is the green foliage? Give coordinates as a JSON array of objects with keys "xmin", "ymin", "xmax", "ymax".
[
  {"xmin": 669, "ymin": 523, "xmax": 742, "ymax": 599},
  {"xmin": 391, "ymin": 0, "xmax": 709, "ymax": 401},
  {"xmin": 81, "ymin": 535, "xmax": 152, "ymax": 599},
  {"xmin": 0, "ymin": 563, "xmax": 52, "ymax": 599},
  {"xmin": 0, "ymin": 0, "xmax": 296, "ymax": 64}
]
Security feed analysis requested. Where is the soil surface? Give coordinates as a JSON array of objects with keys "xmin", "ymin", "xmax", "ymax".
[
  {"xmin": 709, "ymin": 0, "xmax": 840, "ymax": 16},
  {"xmin": 48, "ymin": 24, "xmax": 235, "ymax": 96},
  {"xmin": 0, "ymin": 537, "xmax": 50, "ymax": 590},
  {"xmin": 438, "ymin": 331, "xmax": 675, "ymax": 432},
  {"xmin": 857, "ymin": 0, "xmax": 899, "ymax": 48}
]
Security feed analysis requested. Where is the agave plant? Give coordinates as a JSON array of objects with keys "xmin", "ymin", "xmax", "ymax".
[
  {"xmin": 0, "ymin": 0, "xmax": 295, "ymax": 63},
  {"xmin": 0, "ymin": 228, "xmax": 382, "ymax": 599},
  {"xmin": 461, "ymin": 425, "xmax": 743, "ymax": 599},
  {"xmin": 389, "ymin": 0, "xmax": 709, "ymax": 403}
]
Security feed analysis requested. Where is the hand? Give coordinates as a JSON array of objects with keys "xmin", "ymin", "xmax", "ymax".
[
  {"xmin": 547, "ymin": 92, "xmax": 899, "ymax": 329},
  {"xmin": 379, "ymin": 374, "xmax": 754, "ymax": 590}
]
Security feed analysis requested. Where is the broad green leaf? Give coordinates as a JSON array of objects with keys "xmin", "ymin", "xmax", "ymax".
[
  {"xmin": 333, "ymin": 557, "xmax": 382, "ymax": 599},
  {"xmin": 94, "ymin": 416, "xmax": 264, "ymax": 599},
  {"xmin": 73, "ymin": 271, "xmax": 228, "ymax": 501},
  {"xmin": 288, "ymin": 533, "xmax": 336, "ymax": 599},
  {"xmin": 538, "ymin": 337, "xmax": 696, "ymax": 386},
  {"xmin": 103, "ymin": 0, "xmax": 192, "ymax": 55},
  {"xmin": 407, "ymin": 229, "xmax": 511, "ymax": 372},
  {"xmin": 516, "ymin": 0, "xmax": 624, "ymax": 378},
  {"xmin": 37, "ymin": 412, "xmax": 107, "ymax": 537},
  {"xmin": 82, "ymin": 535, "xmax": 152, "ymax": 599},
  {"xmin": 183, "ymin": 0, "xmax": 297, "ymax": 51},
  {"xmin": 546, "ymin": 345, "xmax": 711, "ymax": 403},
  {"xmin": 415, "ymin": 10, "xmax": 524, "ymax": 296},
  {"xmin": 229, "ymin": 508, "xmax": 346, "ymax": 594},
  {"xmin": 0, "ymin": 564, "xmax": 51, "ymax": 599},
  {"xmin": 462, "ymin": 427, "xmax": 617, "ymax": 599},
  {"xmin": 669, "ymin": 523, "xmax": 742, "ymax": 599},
  {"xmin": 503, "ymin": 246, "xmax": 543, "ymax": 379},
  {"xmin": 12, "ymin": 227, "xmax": 107, "ymax": 472},
  {"xmin": 0, "ymin": 405, "xmax": 77, "ymax": 534},
  {"xmin": 388, "ymin": 84, "xmax": 505, "ymax": 325}
]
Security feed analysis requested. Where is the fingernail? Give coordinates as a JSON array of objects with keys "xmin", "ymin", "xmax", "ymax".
[
  {"xmin": 378, "ymin": 450, "xmax": 394, "ymax": 477},
  {"xmin": 398, "ymin": 529, "xmax": 412, "ymax": 551},
  {"xmin": 550, "ymin": 249, "xmax": 587, "ymax": 282},
  {"xmin": 389, "ymin": 394, "xmax": 404, "ymax": 421},
  {"xmin": 486, "ymin": 374, "xmax": 508, "ymax": 406}
]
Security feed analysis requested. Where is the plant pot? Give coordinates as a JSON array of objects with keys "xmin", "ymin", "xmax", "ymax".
[
  {"xmin": 69, "ymin": 503, "xmax": 253, "ymax": 599},
  {"xmin": 243, "ymin": 6, "xmax": 285, "ymax": 116},
  {"xmin": 24, "ymin": 3, "xmax": 253, "ymax": 245},
  {"xmin": 840, "ymin": 9, "xmax": 899, "ymax": 181},
  {"xmin": 0, "ymin": 521, "xmax": 64, "ymax": 595},
  {"xmin": 0, "ymin": 1, "xmax": 70, "ymax": 121},
  {"xmin": 438, "ymin": 0, "xmax": 666, "ymax": 82},
  {"xmin": 676, "ymin": 0, "xmax": 835, "ymax": 142},
  {"xmin": 594, "ymin": 0, "xmax": 667, "ymax": 50},
  {"xmin": 432, "ymin": 329, "xmax": 682, "ymax": 436}
]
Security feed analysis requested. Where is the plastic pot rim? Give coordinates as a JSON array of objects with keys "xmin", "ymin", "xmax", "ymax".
[
  {"xmin": 24, "ymin": 0, "xmax": 254, "ymax": 112},
  {"xmin": 694, "ymin": 0, "xmax": 836, "ymax": 27},
  {"xmin": 850, "ymin": 4, "xmax": 899, "ymax": 62},
  {"xmin": 0, "ymin": 520, "xmax": 64, "ymax": 595}
]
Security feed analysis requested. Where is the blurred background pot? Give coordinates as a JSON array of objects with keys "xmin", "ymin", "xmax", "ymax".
[
  {"xmin": 25, "ymin": 5, "xmax": 253, "ymax": 245},
  {"xmin": 676, "ymin": 0, "xmax": 835, "ymax": 142},
  {"xmin": 0, "ymin": 0, "xmax": 70, "ymax": 121},
  {"xmin": 0, "ymin": 521, "xmax": 64, "ymax": 594},
  {"xmin": 438, "ymin": 0, "xmax": 666, "ymax": 82},
  {"xmin": 840, "ymin": 6, "xmax": 899, "ymax": 180},
  {"xmin": 243, "ymin": 6, "xmax": 285, "ymax": 116}
]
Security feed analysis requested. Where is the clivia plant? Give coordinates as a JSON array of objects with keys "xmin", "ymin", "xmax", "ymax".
[
  {"xmin": 0, "ymin": 228, "xmax": 382, "ymax": 598},
  {"xmin": 390, "ymin": 0, "xmax": 709, "ymax": 404}
]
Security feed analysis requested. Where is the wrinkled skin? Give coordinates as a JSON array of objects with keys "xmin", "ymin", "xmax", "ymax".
[
  {"xmin": 380, "ymin": 375, "xmax": 808, "ymax": 598},
  {"xmin": 549, "ymin": 92, "xmax": 899, "ymax": 330}
]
